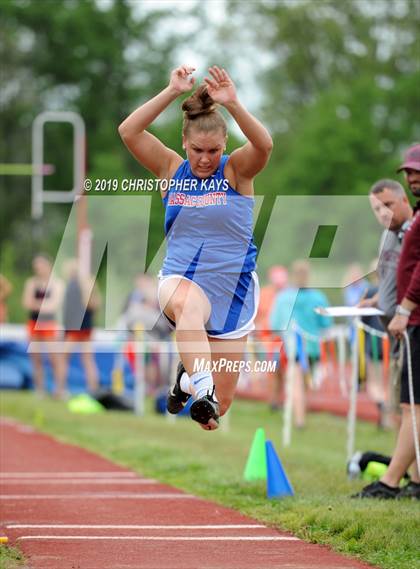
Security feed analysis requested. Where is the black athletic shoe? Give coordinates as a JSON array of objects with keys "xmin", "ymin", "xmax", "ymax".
[
  {"xmin": 397, "ymin": 481, "xmax": 420, "ymax": 501},
  {"xmin": 166, "ymin": 361, "xmax": 191, "ymax": 414},
  {"xmin": 351, "ymin": 480, "xmax": 400, "ymax": 500},
  {"xmin": 190, "ymin": 387, "xmax": 220, "ymax": 426}
]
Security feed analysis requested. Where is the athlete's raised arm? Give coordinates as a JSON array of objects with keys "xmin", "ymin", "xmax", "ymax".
[
  {"xmin": 203, "ymin": 66, "xmax": 273, "ymax": 181},
  {"xmin": 118, "ymin": 66, "xmax": 196, "ymax": 179}
]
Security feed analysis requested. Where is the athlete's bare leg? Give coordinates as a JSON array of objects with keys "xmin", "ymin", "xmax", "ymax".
[
  {"xmin": 190, "ymin": 334, "xmax": 248, "ymax": 430},
  {"xmin": 159, "ymin": 277, "xmax": 212, "ymax": 375},
  {"xmin": 160, "ymin": 278, "xmax": 251, "ymax": 431},
  {"xmin": 208, "ymin": 335, "xmax": 248, "ymax": 414}
]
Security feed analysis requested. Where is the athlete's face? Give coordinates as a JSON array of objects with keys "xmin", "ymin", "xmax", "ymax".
[
  {"xmin": 183, "ymin": 129, "xmax": 226, "ymax": 178},
  {"xmin": 369, "ymin": 188, "xmax": 411, "ymax": 231},
  {"xmin": 404, "ymin": 168, "xmax": 420, "ymax": 198}
]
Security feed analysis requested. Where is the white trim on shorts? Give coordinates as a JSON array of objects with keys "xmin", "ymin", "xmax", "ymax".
[{"xmin": 157, "ymin": 271, "xmax": 260, "ymax": 340}]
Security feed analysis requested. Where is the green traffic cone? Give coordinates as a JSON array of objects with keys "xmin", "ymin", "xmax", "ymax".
[{"xmin": 243, "ymin": 427, "xmax": 267, "ymax": 481}]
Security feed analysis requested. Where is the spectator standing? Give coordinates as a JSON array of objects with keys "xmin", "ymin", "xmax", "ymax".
[
  {"xmin": 254, "ymin": 265, "xmax": 288, "ymax": 411},
  {"xmin": 58, "ymin": 259, "xmax": 101, "ymax": 397},
  {"xmin": 22, "ymin": 254, "xmax": 63, "ymax": 397},
  {"xmin": 359, "ymin": 180, "xmax": 413, "ymax": 428},
  {"xmin": 355, "ymin": 144, "xmax": 420, "ymax": 500},
  {"xmin": 270, "ymin": 260, "xmax": 331, "ymax": 428}
]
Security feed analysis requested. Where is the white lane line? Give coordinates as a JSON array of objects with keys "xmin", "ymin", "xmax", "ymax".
[
  {"xmin": 7, "ymin": 524, "xmax": 266, "ymax": 530},
  {"xmin": 0, "ymin": 472, "xmax": 138, "ymax": 478},
  {"xmin": 17, "ymin": 535, "xmax": 300, "ymax": 542},
  {"xmin": 1, "ymin": 479, "xmax": 157, "ymax": 485},
  {"xmin": 0, "ymin": 493, "xmax": 196, "ymax": 500}
]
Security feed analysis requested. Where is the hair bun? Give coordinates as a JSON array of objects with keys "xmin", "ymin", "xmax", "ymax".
[{"xmin": 182, "ymin": 85, "xmax": 216, "ymax": 119}]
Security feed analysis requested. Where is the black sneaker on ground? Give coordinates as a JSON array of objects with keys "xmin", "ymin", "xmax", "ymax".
[
  {"xmin": 351, "ymin": 480, "xmax": 400, "ymax": 500},
  {"xmin": 397, "ymin": 481, "xmax": 420, "ymax": 500},
  {"xmin": 190, "ymin": 387, "xmax": 220, "ymax": 427},
  {"xmin": 166, "ymin": 361, "xmax": 191, "ymax": 414}
]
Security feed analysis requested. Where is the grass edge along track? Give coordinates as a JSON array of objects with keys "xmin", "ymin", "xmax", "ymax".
[{"xmin": 1, "ymin": 391, "xmax": 419, "ymax": 569}]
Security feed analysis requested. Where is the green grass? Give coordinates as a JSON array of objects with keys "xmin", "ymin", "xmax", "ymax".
[
  {"xmin": 0, "ymin": 544, "xmax": 25, "ymax": 569},
  {"xmin": 1, "ymin": 391, "xmax": 419, "ymax": 569}
]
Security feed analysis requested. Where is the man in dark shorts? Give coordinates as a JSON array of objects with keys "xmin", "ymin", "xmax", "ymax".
[{"xmin": 355, "ymin": 144, "xmax": 420, "ymax": 500}]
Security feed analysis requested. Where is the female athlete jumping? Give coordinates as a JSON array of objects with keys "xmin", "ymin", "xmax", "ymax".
[{"xmin": 119, "ymin": 65, "xmax": 272, "ymax": 430}]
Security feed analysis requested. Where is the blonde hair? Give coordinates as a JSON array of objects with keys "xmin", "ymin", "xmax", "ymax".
[{"xmin": 182, "ymin": 85, "xmax": 227, "ymax": 138}]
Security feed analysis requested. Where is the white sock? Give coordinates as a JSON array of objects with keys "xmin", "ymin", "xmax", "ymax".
[
  {"xmin": 180, "ymin": 372, "xmax": 193, "ymax": 395},
  {"xmin": 189, "ymin": 371, "xmax": 216, "ymax": 400}
]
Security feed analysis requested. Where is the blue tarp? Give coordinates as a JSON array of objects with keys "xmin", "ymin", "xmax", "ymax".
[{"xmin": 0, "ymin": 341, "xmax": 135, "ymax": 395}]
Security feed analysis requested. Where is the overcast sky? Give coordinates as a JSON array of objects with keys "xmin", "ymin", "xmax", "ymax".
[{"xmin": 126, "ymin": 0, "xmax": 267, "ymax": 137}]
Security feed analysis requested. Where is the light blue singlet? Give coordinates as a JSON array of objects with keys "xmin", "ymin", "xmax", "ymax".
[{"xmin": 159, "ymin": 155, "xmax": 259, "ymax": 338}]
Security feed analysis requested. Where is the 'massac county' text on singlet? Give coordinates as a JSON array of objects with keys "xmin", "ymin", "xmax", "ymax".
[{"xmin": 161, "ymin": 155, "xmax": 257, "ymax": 278}]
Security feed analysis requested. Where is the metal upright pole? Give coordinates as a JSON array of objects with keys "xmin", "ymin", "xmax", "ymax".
[{"xmin": 347, "ymin": 317, "xmax": 360, "ymax": 461}]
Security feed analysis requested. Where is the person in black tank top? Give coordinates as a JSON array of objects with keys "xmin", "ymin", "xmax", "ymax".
[{"xmin": 22, "ymin": 254, "xmax": 64, "ymax": 397}]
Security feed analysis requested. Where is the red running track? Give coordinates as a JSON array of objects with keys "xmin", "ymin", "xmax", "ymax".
[{"xmin": 0, "ymin": 417, "xmax": 377, "ymax": 569}]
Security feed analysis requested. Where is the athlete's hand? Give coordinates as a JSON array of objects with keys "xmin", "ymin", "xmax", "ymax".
[
  {"xmin": 169, "ymin": 65, "xmax": 196, "ymax": 95},
  {"xmin": 204, "ymin": 66, "xmax": 237, "ymax": 106}
]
